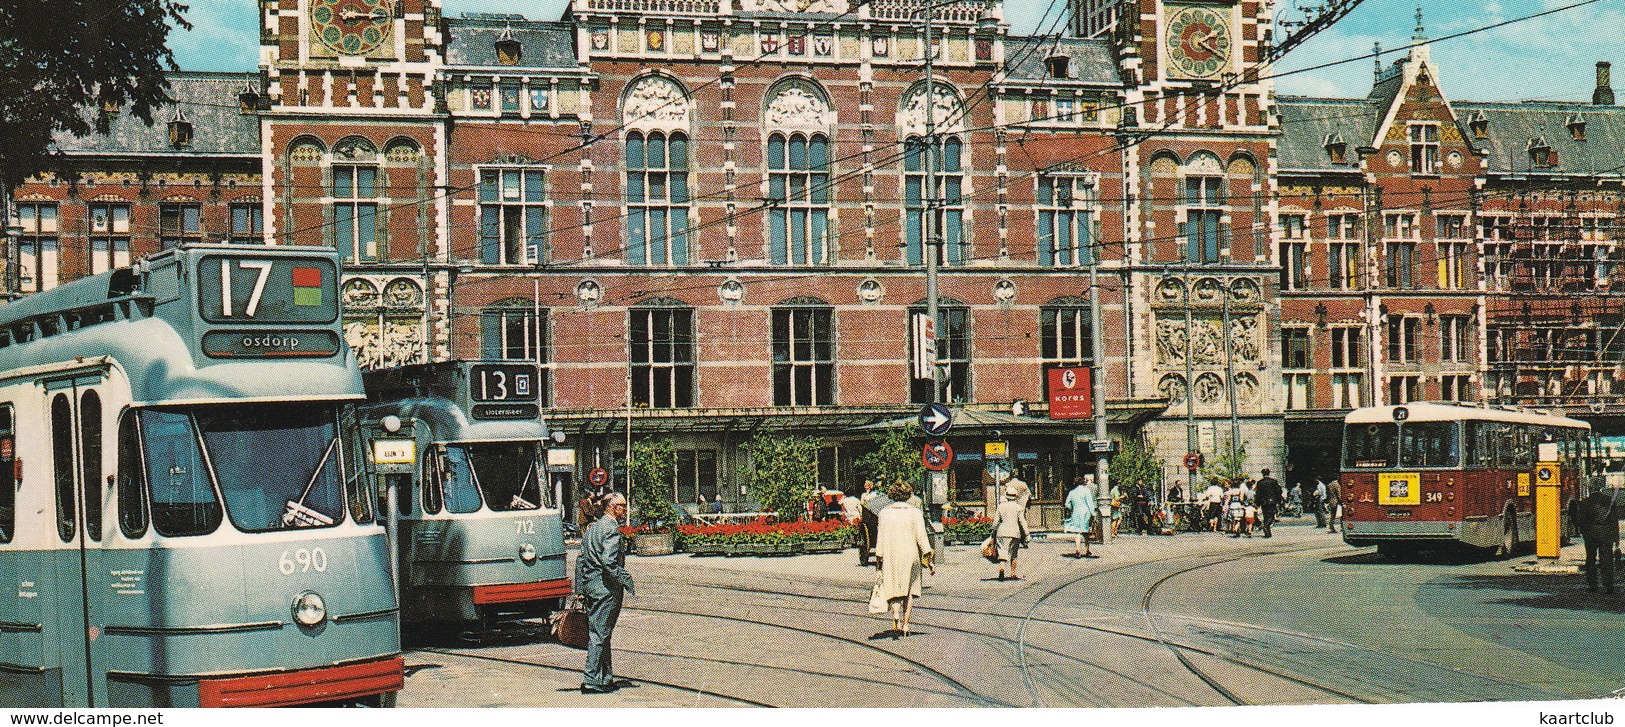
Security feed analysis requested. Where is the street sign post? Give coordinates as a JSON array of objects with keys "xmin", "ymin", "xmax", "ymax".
[
  {"xmin": 984, "ymin": 441, "xmax": 1007, "ymax": 458},
  {"xmin": 922, "ymin": 440, "xmax": 954, "ymax": 471},
  {"xmin": 1535, "ymin": 461, "xmax": 1561, "ymax": 559},
  {"xmin": 919, "ymin": 403, "xmax": 953, "ymax": 437}
]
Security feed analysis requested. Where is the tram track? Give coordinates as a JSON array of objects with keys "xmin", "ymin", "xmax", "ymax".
[{"xmin": 411, "ymin": 646, "xmax": 777, "ymax": 707}]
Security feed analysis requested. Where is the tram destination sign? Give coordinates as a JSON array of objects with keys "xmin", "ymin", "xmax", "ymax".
[
  {"xmin": 470, "ymin": 364, "xmax": 540, "ymax": 402},
  {"xmin": 201, "ymin": 330, "xmax": 342, "ymax": 359},
  {"xmin": 470, "ymin": 403, "xmax": 541, "ymax": 421},
  {"xmin": 197, "ymin": 256, "xmax": 339, "ymax": 325}
]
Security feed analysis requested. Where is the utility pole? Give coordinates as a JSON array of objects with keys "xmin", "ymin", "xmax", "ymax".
[
  {"xmin": 1090, "ymin": 263, "xmax": 1111, "ymax": 543},
  {"xmin": 922, "ymin": 1, "xmax": 944, "ymax": 554}
]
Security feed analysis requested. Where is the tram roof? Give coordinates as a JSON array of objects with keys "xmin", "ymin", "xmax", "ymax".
[{"xmin": 1344, "ymin": 402, "xmax": 1591, "ymax": 429}]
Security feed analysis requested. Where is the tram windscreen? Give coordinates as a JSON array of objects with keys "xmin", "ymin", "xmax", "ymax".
[
  {"xmin": 456, "ymin": 443, "xmax": 546, "ymax": 512},
  {"xmin": 1344, "ymin": 422, "xmax": 1397, "ymax": 468},
  {"xmin": 196, "ymin": 404, "xmax": 347, "ymax": 532},
  {"xmin": 141, "ymin": 409, "xmax": 223, "ymax": 537}
]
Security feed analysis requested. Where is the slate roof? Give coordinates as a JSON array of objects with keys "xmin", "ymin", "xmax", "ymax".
[
  {"xmin": 1002, "ymin": 36, "xmax": 1118, "ymax": 85},
  {"xmin": 1275, "ymin": 96, "xmax": 1377, "ymax": 173},
  {"xmin": 1453, "ymin": 101, "xmax": 1625, "ymax": 176},
  {"xmin": 50, "ymin": 72, "xmax": 261, "ymax": 157},
  {"xmin": 445, "ymin": 17, "xmax": 580, "ymax": 70}
]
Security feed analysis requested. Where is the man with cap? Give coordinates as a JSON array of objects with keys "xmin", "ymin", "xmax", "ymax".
[
  {"xmin": 576, "ymin": 492, "xmax": 635, "ymax": 694},
  {"xmin": 1254, "ymin": 468, "xmax": 1283, "ymax": 538},
  {"xmin": 990, "ymin": 484, "xmax": 1031, "ymax": 580}
]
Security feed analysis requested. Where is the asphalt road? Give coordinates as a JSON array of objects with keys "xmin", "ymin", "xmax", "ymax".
[{"xmin": 395, "ymin": 517, "xmax": 1625, "ymax": 707}]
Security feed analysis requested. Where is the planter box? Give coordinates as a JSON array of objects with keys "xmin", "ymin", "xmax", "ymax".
[
  {"xmin": 724, "ymin": 542, "xmax": 803, "ymax": 557},
  {"xmin": 945, "ymin": 533, "xmax": 990, "ymax": 546},
  {"xmin": 801, "ymin": 540, "xmax": 847, "ymax": 554},
  {"xmin": 682, "ymin": 542, "xmax": 728, "ymax": 557},
  {"xmin": 633, "ymin": 531, "xmax": 676, "ymax": 556}
]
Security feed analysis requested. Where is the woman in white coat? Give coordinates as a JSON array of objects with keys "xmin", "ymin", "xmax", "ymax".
[{"xmin": 874, "ymin": 483, "xmax": 934, "ymax": 636}]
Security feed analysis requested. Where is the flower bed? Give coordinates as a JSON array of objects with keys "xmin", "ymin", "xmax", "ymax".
[
  {"xmin": 677, "ymin": 517, "xmax": 855, "ymax": 557},
  {"xmin": 943, "ymin": 516, "xmax": 993, "ymax": 544}
]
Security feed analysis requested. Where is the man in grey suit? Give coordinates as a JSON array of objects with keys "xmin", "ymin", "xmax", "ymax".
[{"xmin": 577, "ymin": 492, "xmax": 635, "ymax": 693}]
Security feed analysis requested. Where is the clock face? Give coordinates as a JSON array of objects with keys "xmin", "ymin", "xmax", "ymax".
[
  {"xmin": 1167, "ymin": 6, "xmax": 1232, "ymax": 80},
  {"xmin": 310, "ymin": 0, "xmax": 393, "ymax": 56}
]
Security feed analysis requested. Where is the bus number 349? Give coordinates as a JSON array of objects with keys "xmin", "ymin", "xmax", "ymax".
[
  {"xmin": 1424, "ymin": 492, "xmax": 1444, "ymax": 503},
  {"xmin": 279, "ymin": 547, "xmax": 329, "ymax": 575}
]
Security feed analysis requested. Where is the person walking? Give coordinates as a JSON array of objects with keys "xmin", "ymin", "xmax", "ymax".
[
  {"xmin": 1569, "ymin": 485, "xmax": 1620, "ymax": 593},
  {"xmin": 1254, "ymin": 468, "xmax": 1283, "ymax": 538},
  {"xmin": 1310, "ymin": 478, "xmax": 1328, "ymax": 528},
  {"xmin": 840, "ymin": 487, "xmax": 864, "ymax": 563},
  {"xmin": 1108, "ymin": 482, "xmax": 1124, "ymax": 537},
  {"xmin": 991, "ymin": 485, "xmax": 1031, "ymax": 579},
  {"xmin": 1325, "ymin": 478, "xmax": 1343, "ymax": 533},
  {"xmin": 874, "ymin": 483, "xmax": 933, "ymax": 636},
  {"xmin": 1222, "ymin": 479, "xmax": 1248, "ymax": 537},
  {"xmin": 1131, "ymin": 481, "xmax": 1154, "ymax": 535},
  {"xmin": 1002, "ymin": 471, "xmax": 1032, "ymax": 510},
  {"xmin": 576, "ymin": 493, "xmax": 635, "ymax": 694},
  {"xmin": 1203, "ymin": 479, "xmax": 1225, "ymax": 532},
  {"xmin": 859, "ymin": 480, "xmax": 888, "ymax": 566},
  {"xmin": 1062, "ymin": 478, "xmax": 1098, "ymax": 558}
]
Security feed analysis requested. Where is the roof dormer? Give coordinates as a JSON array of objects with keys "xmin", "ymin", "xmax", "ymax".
[
  {"xmin": 495, "ymin": 25, "xmax": 522, "ymax": 66},
  {"xmin": 1468, "ymin": 110, "xmax": 1488, "ymax": 140},
  {"xmin": 1046, "ymin": 55, "xmax": 1071, "ymax": 79},
  {"xmin": 1527, "ymin": 136, "xmax": 1554, "ymax": 168},
  {"xmin": 1323, "ymin": 133, "xmax": 1348, "ymax": 164},
  {"xmin": 167, "ymin": 109, "xmax": 193, "ymax": 149},
  {"xmin": 1566, "ymin": 113, "xmax": 1587, "ymax": 141}
]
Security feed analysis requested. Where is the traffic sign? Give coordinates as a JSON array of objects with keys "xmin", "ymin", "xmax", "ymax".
[
  {"xmin": 588, "ymin": 467, "xmax": 609, "ymax": 487},
  {"xmin": 922, "ymin": 440, "xmax": 954, "ymax": 471},
  {"xmin": 919, "ymin": 403, "xmax": 953, "ymax": 437},
  {"xmin": 985, "ymin": 441, "xmax": 1008, "ymax": 458},
  {"xmin": 1183, "ymin": 452, "xmax": 1203, "ymax": 472}
]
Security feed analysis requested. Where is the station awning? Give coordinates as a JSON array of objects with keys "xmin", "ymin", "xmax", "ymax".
[{"xmin": 544, "ymin": 399, "xmax": 1169, "ymax": 437}]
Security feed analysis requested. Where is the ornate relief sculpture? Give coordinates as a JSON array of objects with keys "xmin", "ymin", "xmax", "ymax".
[
  {"xmin": 623, "ymin": 76, "xmax": 691, "ymax": 129},
  {"xmin": 1190, "ymin": 319, "xmax": 1224, "ymax": 366},
  {"xmin": 1229, "ymin": 316, "xmax": 1259, "ymax": 362},
  {"xmin": 747, "ymin": 0, "xmax": 847, "ymax": 12},
  {"xmin": 1155, "ymin": 318, "xmax": 1186, "ymax": 365},
  {"xmin": 900, "ymin": 83, "xmax": 965, "ymax": 136},
  {"xmin": 1158, "ymin": 374, "xmax": 1188, "ymax": 406},
  {"xmin": 764, "ymin": 84, "xmax": 834, "ymax": 130},
  {"xmin": 1156, "ymin": 277, "xmax": 1186, "ymax": 304},
  {"xmin": 1234, "ymin": 372, "xmax": 1260, "ymax": 406},
  {"xmin": 1194, "ymin": 372, "xmax": 1224, "ymax": 405},
  {"xmin": 1193, "ymin": 277, "xmax": 1223, "ymax": 302}
]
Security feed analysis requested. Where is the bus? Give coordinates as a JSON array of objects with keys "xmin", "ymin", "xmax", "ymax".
[
  {"xmin": 358, "ymin": 361, "xmax": 568, "ymax": 636},
  {"xmin": 0, "ymin": 245, "xmax": 401, "ymax": 707},
  {"xmin": 1340, "ymin": 402, "xmax": 1593, "ymax": 557}
]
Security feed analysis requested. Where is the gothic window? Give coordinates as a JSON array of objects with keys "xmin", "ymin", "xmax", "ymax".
[
  {"xmin": 478, "ymin": 167, "xmax": 548, "ymax": 265},
  {"xmin": 333, "ymin": 165, "xmax": 379, "ymax": 262},
  {"xmin": 904, "ymin": 136, "xmax": 966, "ymax": 266},
  {"xmin": 1183, "ymin": 175, "xmax": 1223, "ymax": 263},
  {"xmin": 909, "ymin": 303, "xmax": 970, "ymax": 404},
  {"xmin": 771, "ymin": 301, "xmax": 834, "ymax": 406},
  {"xmin": 625, "ymin": 130, "xmax": 690, "ymax": 266},
  {"xmin": 629, "ymin": 305, "xmax": 696, "ymax": 408},
  {"xmin": 15, "ymin": 202, "xmax": 58, "ymax": 293},
  {"xmin": 767, "ymin": 133, "xmax": 831, "ymax": 265},
  {"xmin": 1038, "ymin": 175, "xmax": 1095, "ymax": 267},
  {"xmin": 88, "ymin": 202, "xmax": 131, "ymax": 275}
]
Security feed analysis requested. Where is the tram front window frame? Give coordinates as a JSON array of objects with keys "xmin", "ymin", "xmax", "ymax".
[{"xmin": 424, "ymin": 442, "xmax": 549, "ymax": 514}]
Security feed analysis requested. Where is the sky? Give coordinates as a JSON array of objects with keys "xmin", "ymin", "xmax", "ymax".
[{"xmin": 169, "ymin": 0, "xmax": 1625, "ymax": 102}]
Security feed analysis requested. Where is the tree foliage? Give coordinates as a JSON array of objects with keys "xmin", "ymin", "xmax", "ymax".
[
  {"xmin": 744, "ymin": 433, "xmax": 825, "ymax": 523},
  {"xmin": 0, "ymin": 0, "xmax": 191, "ymax": 187},
  {"xmin": 1108, "ymin": 437, "xmax": 1161, "ymax": 493},
  {"xmin": 854, "ymin": 422, "xmax": 925, "ymax": 492},
  {"xmin": 1199, "ymin": 440, "xmax": 1249, "ymax": 488},
  {"xmin": 628, "ymin": 437, "xmax": 680, "ymax": 531}
]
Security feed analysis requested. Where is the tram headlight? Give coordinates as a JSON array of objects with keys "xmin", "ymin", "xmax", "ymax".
[
  {"xmin": 519, "ymin": 543, "xmax": 538, "ymax": 564},
  {"xmin": 292, "ymin": 591, "xmax": 327, "ymax": 628}
]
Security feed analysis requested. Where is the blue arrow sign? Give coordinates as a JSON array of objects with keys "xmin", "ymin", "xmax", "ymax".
[{"xmin": 919, "ymin": 403, "xmax": 953, "ymax": 437}]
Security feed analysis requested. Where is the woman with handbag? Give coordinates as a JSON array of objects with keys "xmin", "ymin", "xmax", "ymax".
[
  {"xmin": 990, "ymin": 485, "xmax": 1031, "ymax": 580},
  {"xmin": 872, "ymin": 483, "xmax": 934, "ymax": 637}
]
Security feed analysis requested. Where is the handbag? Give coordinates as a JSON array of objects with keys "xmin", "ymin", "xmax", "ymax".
[
  {"xmin": 981, "ymin": 537, "xmax": 999, "ymax": 563},
  {"xmin": 549, "ymin": 595, "xmax": 589, "ymax": 649},
  {"xmin": 868, "ymin": 574, "xmax": 889, "ymax": 614}
]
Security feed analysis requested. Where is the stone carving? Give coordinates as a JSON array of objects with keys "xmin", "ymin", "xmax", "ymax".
[
  {"xmin": 1193, "ymin": 277, "xmax": 1223, "ymax": 302},
  {"xmin": 1194, "ymin": 372, "xmax": 1224, "ymax": 405},
  {"xmin": 1187, "ymin": 153, "xmax": 1222, "ymax": 175},
  {"xmin": 1229, "ymin": 316, "xmax": 1259, "ymax": 362},
  {"xmin": 576, "ymin": 279, "xmax": 602, "ymax": 306},
  {"xmin": 993, "ymin": 279, "xmax": 1016, "ymax": 303},
  {"xmin": 765, "ymin": 84, "xmax": 833, "ymax": 130},
  {"xmin": 344, "ymin": 315, "xmax": 424, "ymax": 371},
  {"xmin": 623, "ymin": 76, "xmax": 691, "ymax": 129},
  {"xmin": 747, "ymin": 0, "xmax": 846, "ymax": 11},
  {"xmin": 1158, "ymin": 374, "xmax": 1187, "ymax": 406},
  {"xmin": 342, "ymin": 278, "xmax": 378, "ymax": 307},
  {"xmin": 857, "ymin": 278, "xmax": 884, "ymax": 304},
  {"xmin": 1156, "ymin": 277, "xmax": 1186, "ymax": 303},
  {"xmin": 1234, "ymin": 372, "xmax": 1259, "ymax": 406},
  {"xmin": 1190, "ymin": 319, "xmax": 1224, "ymax": 366},
  {"xmin": 900, "ymin": 83, "xmax": 965, "ymax": 136},
  {"xmin": 1229, "ymin": 277, "xmax": 1259, "ymax": 303},
  {"xmin": 384, "ymin": 278, "xmax": 423, "ymax": 308},
  {"xmin": 718, "ymin": 278, "xmax": 745, "ymax": 304},
  {"xmin": 1155, "ymin": 317, "xmax": 1186, "ymax": 365},
  {"xmin": 333, "ymin": 137, "xmax": 376, "ymax": 161}
]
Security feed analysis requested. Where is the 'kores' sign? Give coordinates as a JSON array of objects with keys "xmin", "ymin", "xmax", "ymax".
[{"xmin": 1047, "ymin": 366, "xmax": 1093, "ymax": 420}]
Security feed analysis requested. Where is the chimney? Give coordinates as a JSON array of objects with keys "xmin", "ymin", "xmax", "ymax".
[{"xmin": 1596, "ymin": 61, "xmax": 1615, "ymax": 105}]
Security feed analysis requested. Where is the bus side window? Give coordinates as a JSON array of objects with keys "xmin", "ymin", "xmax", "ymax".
[
  {"xmin": 421, "ymin": 447, "xmax": 444, "ymax": 515},
  {"xmin": 116, "ymin": 410, "xmax": 149, "ymax": 539},
  {"xmin": 0, "ymin": 404, "xmax": 13, "ymax": 544}
]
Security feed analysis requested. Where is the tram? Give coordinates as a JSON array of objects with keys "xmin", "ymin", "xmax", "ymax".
[
  {"xmin": 1340, "ymin": 402, "xmax": 1593, "ymax": 556},
  {"xmin": 0, "ymin": 245, "xmax": 401, "ymax": 707},
  {"xmin": 358, "ymin": 361, "xmax": 568, "ymax": 633}
]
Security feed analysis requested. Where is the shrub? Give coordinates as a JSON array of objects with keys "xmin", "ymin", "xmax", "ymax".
[{"xmin": 677, "ymin": 518, "xmax": 855, "ymax": 547}]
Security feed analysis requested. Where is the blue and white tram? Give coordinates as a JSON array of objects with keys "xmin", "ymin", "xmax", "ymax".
[
  {"xmin": 359, "ymin": 362, "xmax": 568, "ymax": 632},
  {"xmin": 0, "ymin": 245, "xmax": 402, "ymax": 707}
]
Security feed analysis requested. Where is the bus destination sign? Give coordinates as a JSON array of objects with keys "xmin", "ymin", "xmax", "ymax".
[
  {"xmin": 201, "ymin": 330, "xmax": 342, "ymax": 359},
  {"xmin": 198, "ymin": 256, "xmax": 339, "ymax": 325}
]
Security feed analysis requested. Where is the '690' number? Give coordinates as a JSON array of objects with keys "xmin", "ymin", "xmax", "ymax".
[{"xmin": 279, "ymin": 547, "xmax": 328, "ymax": 575}]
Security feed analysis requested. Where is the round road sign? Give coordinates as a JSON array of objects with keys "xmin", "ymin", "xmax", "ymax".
[
  {"xmin": 1184, "ymin": 452, "xmax": 1203, "ymax": 472},
  {"xmin": 588, "ymin": 467, "xmax": 609, "ymax": 486},
  {"xmin": 922, "ymin": 440, "xmax": 954, "ymax": 471}
]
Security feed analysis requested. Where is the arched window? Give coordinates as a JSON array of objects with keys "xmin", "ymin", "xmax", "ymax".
[
  {"xmin": 904, "ymin": 135, "xmax": 966, "ymax": 266},
  {"xmin": 1182, "ymin": 152, "xmax": 1224, "ymax": 264},
  {"xmin": 1037, "ymin": 174, "xmax": 1097, "ymax": 267},
  {"xmin": 625, "ymin": 130, "xmax": 690, "ymax": 266},
  {"xmin": 767, "ymin": 132, "xmax": 831, "ymax": 265}
]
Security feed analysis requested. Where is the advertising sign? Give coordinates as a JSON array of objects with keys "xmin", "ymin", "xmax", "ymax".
[
  {"xmin": 1046, "ymin": 366, "xmax": 1093, "ymax": 420},
  {"xmin": 1377, "ymin": 472, "xmax": 1421, "ymax": 506}
]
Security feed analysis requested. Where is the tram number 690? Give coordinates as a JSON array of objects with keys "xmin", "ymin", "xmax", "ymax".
[{"xmin": 279, "ymin": 547, "xmax": 329, "ymax": 575}]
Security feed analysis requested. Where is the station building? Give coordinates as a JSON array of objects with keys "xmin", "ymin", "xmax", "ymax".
[{"xmin": 7, "ymin": 0, "xmax": 1624, "ymax": 516}]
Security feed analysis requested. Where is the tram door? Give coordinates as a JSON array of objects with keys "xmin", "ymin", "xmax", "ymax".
[{"xmin": 45, "ymin": 376, "xmax": 109, "ymax": 707}]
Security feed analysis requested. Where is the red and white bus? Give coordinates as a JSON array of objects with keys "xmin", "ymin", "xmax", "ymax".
[{"xmin": 1340, "ymin": 402, "xmax": 1594, "ymax": 557}]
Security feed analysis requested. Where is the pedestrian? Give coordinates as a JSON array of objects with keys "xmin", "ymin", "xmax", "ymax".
[
  {"xmin": 1325, "ymin": 478, "xmax": 1343, "ymax": 533},
  {"xmin": 860, "ymin": 480, "xmax": 890, "ymax": 567},
  {"xmin": 991, "ymin": 484, "xmax": 1031, "ymax": 579},
  {"xmin": 576, "ymin": 493, "xmax": 635, "ymax": 694},
  {"xmin": 1254, "ymin": 468, "xmax": 1283, "ymax": 538},
  {"xmin": 1167, "ymin": 480, "xmax": 1185, "ymax": 507},
  {"xmin": 1311, "ymin": 478, "xmax": 1328, "ymax": 528},
  {"xmin": 1131, "ymin": 480, "xmax": 1154, "ymax": 535},
  {"xmin": 1286, "ymin": 481, "xmax": 1302, "ymax": 517},
  {"xmin": 576, "ymin": 491, "xmax": 603, "ymax": 535},
  {"xmin": 1002, "ymin": 471, "xmax": 1032, "ymax": 510},
  {"xmin": 1203, "ymin": 479, "xmax": 1225, "ymax": 532},
  {"xmin": 874, "ymin": 483, "xmax": 934, "ymax": 636},
  {"xmin": 1062, "ymin": 478, "xmax": 1098, "ymax": 558},
  {"xmin": 1109, "ymin": 482, "xmax": 1124, "ymax": 536},
  {"xmin": 1569, "ymin": 485, "xmax": 1620, "ymax": 594},
  {"xmin": 1223, "ymin": 479, "xmax": 1248, "ymax": 537},
  {"xmin": 840, "ymin": 487, "xmax": 864, "ymax": 561}
]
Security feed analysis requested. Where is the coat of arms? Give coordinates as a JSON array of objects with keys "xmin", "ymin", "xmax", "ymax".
[
  {"xmin": 761, "ymin": 34, "xmax": 779, "ymax": 54},
  {"xmin": 787, "ymin": 35, "xmax": 805, "ymax": 56},
  {"xmin": 591, "ymin": 29, "xmax": 609, "ymax": 51},
  {"xmin": 871, "ymin": 34, "xmax": 888, "ymax": 57},
  {"xmin": 701, "ymin": 30, "xmax": 720, "ymax": 53},
  {"xmin": 813, "ymin": 34, "xmax": 833, "ymax": 56}
]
